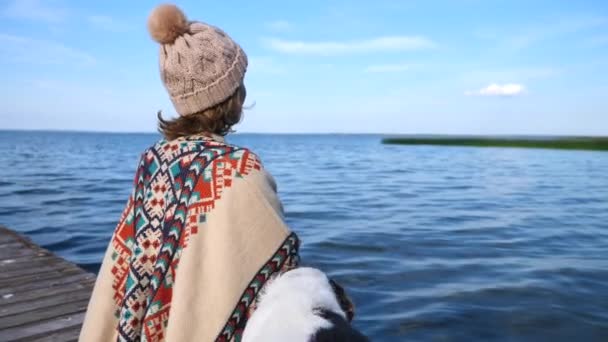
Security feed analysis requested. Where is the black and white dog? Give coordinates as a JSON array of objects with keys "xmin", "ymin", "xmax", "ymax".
[{"xmin": 242, "ymin": 268, "xmax": 369, "ymax": 342}]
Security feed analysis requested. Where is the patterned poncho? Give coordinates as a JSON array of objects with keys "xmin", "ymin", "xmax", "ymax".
[{"xmin": 80, "ymin": 135, "xmax": 300, "ymax": 342}]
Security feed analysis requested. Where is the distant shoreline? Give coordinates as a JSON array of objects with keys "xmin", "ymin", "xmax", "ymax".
[{"xmin": 382, "ymin": 137, "xmax": 608, "ymax": 151}]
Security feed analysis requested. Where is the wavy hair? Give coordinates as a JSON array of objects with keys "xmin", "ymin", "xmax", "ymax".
[{"xmin": 158, "ymin": 84, "xmax": 246, "ymax": 140}]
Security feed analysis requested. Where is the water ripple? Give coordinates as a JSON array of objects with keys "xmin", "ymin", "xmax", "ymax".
[{"xmin": 0, "ymin": 131, "xmax": 607, "ymax": 341}]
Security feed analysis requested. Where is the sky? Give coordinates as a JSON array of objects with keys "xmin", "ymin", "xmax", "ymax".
[{"xmin": 0, "ymin": 0, "xmax": 607, "ymax": 135}]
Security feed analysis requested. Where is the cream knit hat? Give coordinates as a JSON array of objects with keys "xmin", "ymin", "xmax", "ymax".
[{"xmin": 147, "ymin": 4, "xmax": 248, "ymax": 116}]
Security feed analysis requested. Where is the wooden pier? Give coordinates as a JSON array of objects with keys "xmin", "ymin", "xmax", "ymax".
[{"xmin": 0, "ymin": 226, "xmax": 95, "ymax": 342}]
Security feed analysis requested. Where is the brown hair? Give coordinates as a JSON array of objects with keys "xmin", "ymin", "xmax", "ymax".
[{"xmin": 158, "ymin": 84, "xmax": 246, "ymax": 140}]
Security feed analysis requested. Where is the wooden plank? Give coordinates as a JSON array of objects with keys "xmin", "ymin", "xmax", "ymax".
[
  {"xmin": 0, "ymin": 256, "xmax": 59, "ymax": 272},
  {"xmin": 0, "ymin": 299, "xmax": 89, "ymax": 330},
  {"xmin": 0, "ymin": 312, "xmax": 86, "ymax": 342},
  {"xmin": 23, "ymin": 326, "xmax": 82, "ymax": 342},
  {"xmin": 0, "ymin": 245, "xmax": 39, "ymax": 259},
  {"xmin": 0, "ymin": 279, "xmax": 94, "ymax": 306},
  {"xmin": 0, "ymin": 230, "xmax": 34, "ymax": 247},
  {"xmin": 0, "ymin": 262, "xmax": 77, "ymax": 280},
  {"xmin": 0, "ymin": 241, "xmax": 26, "ymax": 249},
  {"xmin": 0, "ymin": 233, "xmax": 19, "ymax": 243},
  {"xmin": 0, "ymin": 253, "xmax": 54, "ymax": 268},
  {"xmin": 0, "ymin": 290, "xmax": 91, "ymax": 318},
  {"xmin": 0, "ymin": 267, "xmax": 84, "ymax": 289},
  {"xmin": 0, "ymin": 272, "xmax": 95, "ymax": 296},
  {"xmin": 0, "ymin": 226, "xmax": 95, "ymax": 341}
]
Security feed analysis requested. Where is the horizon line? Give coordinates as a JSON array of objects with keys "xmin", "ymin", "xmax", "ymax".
[{"xmin": 1, "ymin": 128, "xmax": 607, "ymax": 138}]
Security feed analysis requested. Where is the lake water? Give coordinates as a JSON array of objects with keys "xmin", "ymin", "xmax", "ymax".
[{"xmin": 1, "ymin": 130, "xmax": 607, "ymax": 341}]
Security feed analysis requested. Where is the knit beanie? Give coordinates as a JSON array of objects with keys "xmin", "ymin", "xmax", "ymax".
[{"xmin": 147, "ymin": 4, "xmax": 248, "ymax": 116}]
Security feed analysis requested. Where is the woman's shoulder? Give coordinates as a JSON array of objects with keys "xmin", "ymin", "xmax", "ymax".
[
  {"xmin": 142, "ymin": 135, "xmax": 263, "ymax": 167},
  {"xmin": 210, "ymin": 144, "xmax": 265, "ymax": 177},
  {"xmin": 139, "ymin": 136, "xmax": 272, "ymax": 196}
]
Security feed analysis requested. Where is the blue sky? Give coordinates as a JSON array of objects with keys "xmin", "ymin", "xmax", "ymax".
[{"xmin": 0, "ymin": 0, "xmax": 607, "ymax": 135}]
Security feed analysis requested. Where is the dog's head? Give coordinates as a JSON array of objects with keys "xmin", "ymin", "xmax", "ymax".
[{"xmin": 242, "ymin": 267, "xmax": 368, "ymax": 342}]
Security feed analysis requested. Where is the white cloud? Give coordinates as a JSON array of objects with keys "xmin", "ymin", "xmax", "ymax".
[
  {"xmin": 365, "ymin": 63, "xmax": 414, "ymax": 73},
  {"xmin": 0, "ymin": 33, "xmax": 96, "ymax": 66},
  {"xmin": 2, "ymin": 0, "xmax": 67, "ymax": 23},
  {"xmin": 264, "ymin": 36, "xmax": 436, "ymax": 55},
  {"xmin": 88, "ymin": 15, "xmax": 129, "ymax": 32},
  {"xmin": 465, "ymin": 83, "xmax": 525, "ymax": 97},
  {"xmin": 265, "ymin": 20, "xmax": 291, "ymax": 32}
]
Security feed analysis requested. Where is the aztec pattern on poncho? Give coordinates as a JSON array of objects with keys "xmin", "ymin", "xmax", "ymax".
[{"xmin": 108, "ymin": 136, "xmax": 299, "ymax": 342}]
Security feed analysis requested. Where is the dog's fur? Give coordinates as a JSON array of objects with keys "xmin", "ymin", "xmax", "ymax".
[{"xmin": 242, "ymin": 268, "xmax": 368, "ymax": 342}]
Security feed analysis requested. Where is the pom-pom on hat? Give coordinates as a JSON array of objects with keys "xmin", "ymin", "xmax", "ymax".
[
  {"xmin": 147, "ymin": 4, "xmax": 188, "ymax": 44},
  {"xmin": 147, "ymin": 4, "xmax": 248, "ymax": 116}
]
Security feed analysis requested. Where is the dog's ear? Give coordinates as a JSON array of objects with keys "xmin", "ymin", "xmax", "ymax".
[
  {"xmin": 312, "ymin": 310, "xmax": 369, "ymax": 342},
  {"xmin": 329, "ymin": 279, "xmax": 355, "ymax": 322}
]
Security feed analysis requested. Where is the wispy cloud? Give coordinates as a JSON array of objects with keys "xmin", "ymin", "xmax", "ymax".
[
  {"xmin": 248, "ymin": 57, "xmax": 286, "ymax": 74},
  {"xmin": 88, "ymin": 15, "xmax": 129, "ymax": 32},
  {"xmin": 365, "ymin": 63, "xmax": 415, "ymax": 73},
  {"xmin": 2, "ymin": 0, "xmax": 67, "ymax": 23},
  {"xmin": 265, "ymin": 20, "xmax": 291, "ymax": 32},
  {"xmin": 264, "ymin": 36, "xmax": 436, "ymax": 55},
  {"xmin": 586, "ymin": 35, "xmax": 608, "ymax": 47},
  {"xmin": 501, "ymin": 15, "xmax": 608, "ymax": 50},
  {"xmin": 0, "ymin": 33, "xmax": 96, "ymax": 66},
  {"xmin": 465, "ymin": 83, "xmax": 525, "ymax": 97},
  {"xmin": 30, "ymin": 79, "xmax": 113, "ymax": 96}
]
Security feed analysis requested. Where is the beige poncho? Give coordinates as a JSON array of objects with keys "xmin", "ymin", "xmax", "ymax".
[{"xmin": 79, "ymin": 135, "xmax": 300, "ymax": 342}]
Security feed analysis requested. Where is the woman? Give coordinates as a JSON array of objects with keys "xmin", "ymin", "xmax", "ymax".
[{"xmin": 80, "ymin": 4, "xmax": 299, "ymax": 341}]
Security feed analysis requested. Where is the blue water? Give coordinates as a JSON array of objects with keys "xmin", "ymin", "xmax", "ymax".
[{"xmin": 1, "ymin": 130, "xmax": 607, "ymax": 341}]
